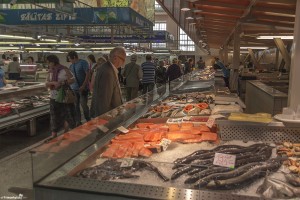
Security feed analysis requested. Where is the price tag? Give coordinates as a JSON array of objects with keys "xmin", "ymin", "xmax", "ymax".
[
  {"xmin": 213, "ymin": 153, "xmax": 236, "ymax": 168},
  {"xmin": 97, "ymin": 125, "xmax": 109, "ymax": 133},
  {"xmin": 206, "ymin": 114, "xmax": 225, "ymax": 128},
  {"xmin": 206, "ymin": 117, "xmax": 215, "ymax": 128},
  {"xmin": 160, "ymin": 138, "xmax": 172, "ymax": 151},
  {"xmin": 120, "ymin": 159, "xmax": 134, "ymax": 168},
  {"xmin": 117, "ymin": 126, "xmax": 129, "ymax": 134}
]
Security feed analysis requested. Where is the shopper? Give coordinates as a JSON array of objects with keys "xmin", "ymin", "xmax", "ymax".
[
  {"xmin": 45, "ymin": 55, "xmax": 76, "ymax": 140},
  {"xmin": 167, "ymin": 58, "xmax": 182, "ymax": 82},
  {"xmin": 122, "ymin": 54, "xmax": 142, "ymax": 101},
  {"xmin": 0, "ymin": 62, "xmax": 6, "ymax": 88},
  {"xmin": 27, "ymin": 56, "xmax": 35, "ymax": 65},
  {"xmin": 90, "ymin": 56, "xmax": 107, "ymax": 93},
  {"xmin": 156, "ymin": 60, "xmax": 167, "ymax": 87},
  {"xmin": 68, "ymin": 51, "xmax": 91, "ymax": 126},
  {"xmin": 197, "ymin": 57, "xmax": 205, "ymax": 69},
  {"xmin": 7, "ymin": 57, "xmax": 21, "ymax": 80},
  {"xmin": 141, "ymin": 54, "xmax": 156, "ymax": 94},
  {"xmin": 184, "ymin": 58, "xmax": 194, "ymax": 74},
  {"xmin": 215, "ymin": 57, "xmax": 230, "ymax": 88},
  {"xmin": 87, "ymin": 54, "xmax": 97, "ymax": 91},
  {"xmin": 91, "ymin": 46, "xmax": 126, "ymax": 117}
]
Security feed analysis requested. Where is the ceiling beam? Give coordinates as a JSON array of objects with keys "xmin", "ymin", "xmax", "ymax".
[
  {"xmin": 254, "ymin": 7, "xmax": 295, "ymax": 16},
  {"xmin": 194, "ymin": 1, "xmax": 246, "ymax": 10},
  {"xmin": 243, "ymin": 21, "xmax": 294, "ymax": 29},
  {"xmin": 223, "ymin": 0, "xmax": 260, "ymax": 48},
  {"xmin": 195, "ymin": 11, "xmax": 241, "ymax": 18},
  {"xmin": 258, "ymin": 0, "xmax": 296, "ymax": 4}
]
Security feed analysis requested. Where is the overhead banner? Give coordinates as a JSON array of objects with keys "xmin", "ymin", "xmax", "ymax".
[
  {"xmin": 78, "ymin": 31, "xmax": 171, "ymax": 43},
  {"xmin": 0, "ymin": 7, "xmax": 153, "ymax": 27}
]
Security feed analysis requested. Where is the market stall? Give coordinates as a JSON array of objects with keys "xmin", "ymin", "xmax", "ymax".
[
  {"xmin": 0, "ymin": 82, "xmax": 49, "ymax": 136},
  {"xmin": 29, "ymin": 72, "xmax": 300, "ymax": 200}
]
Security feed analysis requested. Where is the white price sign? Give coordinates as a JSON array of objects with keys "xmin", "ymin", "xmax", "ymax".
[
  {"xmin": 117, "ymin": 126, "xmax": 129, "ymax": 133},
  {"xmin": 120, "ymin": 159, "xmax": 134, "ymax": 168},
  {"xmin": 160, "ymin": 138, "xmax": 172, "ymax": 151},
  {"xmin": 213, "ymin": 153, "xmax": 236, "ymax": 168},
  {"xmin": 206, "ymin": 114, "xmax": 225, "ymax": 128}
]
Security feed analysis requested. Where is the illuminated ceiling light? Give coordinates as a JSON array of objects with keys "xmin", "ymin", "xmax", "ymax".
[
  {"xmin": 181, "ymin": 8, "xmax": 190, "ymax": 11},
  {"xmin": 193, "ymin": 9, "xmax": 202, "ymax": 13},
  {"xmin": 257, "ymin": 35, "xmax": 293, "ymax": 40},
  {"xmin": 0, "ymin": 47, "xmax": 19, "ymax": 50},
  {"xmin": 57, "ymin": 48, "xmax": 85, "ymax": 50},
  {"xmin": 74, "ymin": 43, "xmax": 80, "ymax": 46},
  {"xmin": 240, "ymin": 46, "xmax": 268, "ymax": 50},
  {"xmin": 0, "ymin": 34, "xmax": 34, "ymax": 40},
  {"xmin": 35, "ymin": 42, "xmax": 73, "ymax": 45},
  {"xmin": 25, "ymin": 47, "xmax": 52, "ymax": 50},
  {"xmin": 186, "ymin": 17, "xmax": 194, "ymax": 20},
  {"xmin": 195, "ymin": 16, "xmax": 204, "ymax": 20},
  {"xmin": 0, "ymin": 41, "xmax": 32, "ymax": 44},
  {"xmin": 36, "ymin": 44, "xmax": 40, "ymax": 46},
  {"xmin": 9, "ymin": 44, "xmax": 14, "ymax": 46},
  {"xmin": 91, "ymin": 47, "xmax": 114, "ymax": 50}
]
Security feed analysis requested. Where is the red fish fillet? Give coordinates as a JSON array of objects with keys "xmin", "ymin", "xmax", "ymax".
[
  {"xmin": 201, "ymin": 132, "xmax": 218, "ymax": 141},
  {"xmin": 167, "ymin": 133, "xmax": 198, "ymax": 141},
  {"xmin": 132, "ymin": 142, "xmax": 144, "ymax": 157},
  {"xmin": 101, "ymin": 145, "xmax": 119, "ymax": 158},
  {"xmin": 139, "ymin": 147, "xmax": 153, "ymax": 157},
  {"xmin": 136, "ymin": 123, "xmax": 154, "ymax": 129}
]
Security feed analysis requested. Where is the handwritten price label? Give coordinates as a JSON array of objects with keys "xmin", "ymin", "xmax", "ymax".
[
  {"xmin": 160, "ymin": 138, "xmax": 172, "ymax": 151},
  {"xmin": 206, "ymin": 117, "xmax": 215, "ymax": 128},
  {"xmin": 213, "ymin": 153, "xmax": 236, "ymax": 168},
  {"xmin": 206, "ymin": 114, "xmax": 225, "ymax": 128},
  {"xmin": 117, "ymin": 126, "xmax": 129, "ymax": 134},
  {"xmin": 120, "ymin": 159, "xmax": 134, "ymax": 168}
]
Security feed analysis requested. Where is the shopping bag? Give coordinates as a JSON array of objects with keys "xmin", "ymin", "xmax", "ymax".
[
  {"xmin": 64, "ymin": 85, "xmax": 76, "ymax": 104},
  {"xmin": 55, "ymin": 87, "xmax": 65, "ymax": 103}
]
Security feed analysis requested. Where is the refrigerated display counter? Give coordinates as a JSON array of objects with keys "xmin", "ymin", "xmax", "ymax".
[
  {"xmin": 30, "ymin": 78, "xmax": 296, "ymax": 200},
  {"xmin": 0, "ymin": 82, "xmax": 49, "ymax": 136}
]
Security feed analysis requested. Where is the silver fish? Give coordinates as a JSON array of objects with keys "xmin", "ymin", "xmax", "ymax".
[{"xmin": 257, "ymin": 177, "xmax": 300, "ymax": 199}]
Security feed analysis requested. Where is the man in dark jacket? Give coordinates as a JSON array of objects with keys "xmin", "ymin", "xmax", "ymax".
[
  {"xmin": 167, "ymin": 58, "xmax": 182, "ymax": 82},
  {"xmin": 122, "ymin": 54, "xmax": 142, "ymax": 101},
  {"xmin": 91, "ymin": 47, "xmax": 126, "ymax": 117},
  {"xmin": 184, "ymin": 58, "xmax": 194, "ymax": 74}
]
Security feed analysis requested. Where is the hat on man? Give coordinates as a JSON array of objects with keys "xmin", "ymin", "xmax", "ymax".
[{"xmin": 130, "ymin": 54, "xmax": 137, "ymax": 62}]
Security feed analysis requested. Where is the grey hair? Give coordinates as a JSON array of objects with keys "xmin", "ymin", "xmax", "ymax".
[{"xmin": 109, "ymin": 46, "xmax": 126, "ymax": 60}]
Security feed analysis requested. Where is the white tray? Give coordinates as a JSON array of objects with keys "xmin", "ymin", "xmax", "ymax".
[{"xmin": 274, "ymin": 114, "xmax": 300, "ymax": 123}]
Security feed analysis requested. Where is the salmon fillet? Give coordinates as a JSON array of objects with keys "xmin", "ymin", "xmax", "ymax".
[
  {"xmin": 168, "ymin": 124, "xmax": 180, "ymax": 131},
  {"xmin": 201, "ymin": 132, "xmax": 218, "ymax": 141},
  {"xmin": 181, "ymin": 135, "xmax": 203, "ymax": 143},
  {"xmin": 113, "ymin": 143, "xmax": 131, "ymax": 158},
  {"xmin": 136, "ymin": 123, "xmax": 155, "ymax": 129},
  {"xmin": 132, "ymin": 142, "xmax": 144, "ymax": 157},
  {"xmin": 101, "ymin": 145, "xmax": 119, "ymax": 158},
  {"xmin": 139, "ymin": 147, "xmax": 153, "ymax": 157},
  {"xmin": 167, "ymin": 133, "xmax": 198, "ymax": 141}
]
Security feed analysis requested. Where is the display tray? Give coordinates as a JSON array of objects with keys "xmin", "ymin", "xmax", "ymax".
[
  {"xmin": 274, "ymin": 114, "xmax": 300, "ymax": 124},
  {"xmin": 37, "ymin": 139, "xmax": 288, "ymax": 200}
]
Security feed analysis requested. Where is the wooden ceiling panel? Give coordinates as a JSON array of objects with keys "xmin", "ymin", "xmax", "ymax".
[{"xmin": 160, "ymin": 0, "xmax": 296, "ymax": 50}]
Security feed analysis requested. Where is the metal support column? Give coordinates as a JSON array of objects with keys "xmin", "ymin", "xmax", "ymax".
[
  {"xmin": 230, "ymin": 25, "xmax": 240, "ymax": 91},
  {"xmin": 223, "ymin": 45, "xmax": 228, "ymax": 65},
  {"xmin": 275, "ymin": 48, "xmax": 279, "ymax": 70},
  {"xmin": 288, "ymin": 0, "xmax": 300, "ymax": 110},
  {"xmin": 274, "ymin": 38, "xmax": 291, "ymax": 70},
  {"xmin": 27, "ymin": 118, "xmax": 37, "ymax": 136}
]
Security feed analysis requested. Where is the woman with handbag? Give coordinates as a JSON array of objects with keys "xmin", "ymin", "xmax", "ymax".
[{"xmin": 45, "ymin": 55, "xmax": 76, "ymax": 141}]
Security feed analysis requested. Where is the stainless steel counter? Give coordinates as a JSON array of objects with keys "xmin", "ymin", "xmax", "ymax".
[{"xmin": 245, "ymin": 80, "xmax": 288, "ymax": 115}]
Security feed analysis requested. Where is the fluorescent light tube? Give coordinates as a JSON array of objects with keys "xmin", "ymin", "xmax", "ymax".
[
  {"xmin": 257, "ymin": 36, "xmax": 293, "ymax": 40},
  {"xmin": 240, "ymin": 47, "xmax": 268, "ymax": 50}
]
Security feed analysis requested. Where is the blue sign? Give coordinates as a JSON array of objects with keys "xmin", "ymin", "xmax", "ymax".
[{"xmin": 0, "ymin": 7, "xmax": 153, "ymax": 27}]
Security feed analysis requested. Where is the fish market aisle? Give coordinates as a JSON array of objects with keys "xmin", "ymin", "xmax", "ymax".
[{"xmin": 0, "ymin": 152, "xmax": 34, "ymax": 200}]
